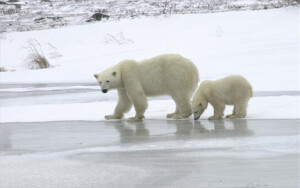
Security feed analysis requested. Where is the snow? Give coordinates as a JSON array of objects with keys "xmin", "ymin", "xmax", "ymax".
[
  {"xmin": 1, "ymin": 0, "xmax": 297, "ymax": 33},
  {"xmin": 1, "ymin": 7, "xmax": 299, "ymax": 90},
  {"xmin": 0, "ymin": 7, "xmax": 299, "ymax": 123}
]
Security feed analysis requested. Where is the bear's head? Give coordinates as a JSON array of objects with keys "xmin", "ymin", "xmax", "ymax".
[
  {"xmin": 94, "ymin": 69, "xmax": 120, "ymax": 93},
  {"xmin": 192, "ymin": 98, "xmax": 208, "ymax": 120}
]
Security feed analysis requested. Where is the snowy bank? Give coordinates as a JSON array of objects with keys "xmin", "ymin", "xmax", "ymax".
[{"xmin": 1, "ymin": 7, "xmax": 299, "ymax": 91}]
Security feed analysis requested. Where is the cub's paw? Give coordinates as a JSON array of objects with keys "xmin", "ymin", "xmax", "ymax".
[
  {"xmin": 226, "ymin": 115, "xmax": 245, "ymax": 119},
  {"xmin": 208, "ymin": 116, "xmax": 222, "ymax": 120},
  {"xmin": 105, "ymin": 114, "xmax": 122, "ymax": 120}
]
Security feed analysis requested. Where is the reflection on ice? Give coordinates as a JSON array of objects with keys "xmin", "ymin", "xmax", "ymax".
[
  {"xmin": 102, "ymin": 119, "xmax": 253, "ymax": 144},
  {"xmin": 0, "ymin": 119, "xmax": 299, "ymax": 188},
  {"xmin": 175, "ymin": 119, "xmax": 253, "ymax": 139},
  {"xmin": 111, "ymin": 121, "xmax": 150, "ymax": 143},
  {"xmin": 0, "ymin": 119, "xmax": 299, "ymax": 158}
]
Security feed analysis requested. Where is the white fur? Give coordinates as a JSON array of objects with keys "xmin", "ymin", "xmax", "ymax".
[
  {"xmin": 94, "ymin": 54, "xmax": 199, "ymax": 122},
  {"xmin": 192, "ymin": 75, "xmax": 252, "ymax": 120}
]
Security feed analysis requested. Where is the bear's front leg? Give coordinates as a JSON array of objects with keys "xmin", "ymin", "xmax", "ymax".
[
  {"xmin": 209, "ymin": 103, "xmax": 225, "ymax": 120},
  {"xmin": 126, "ymin": 87, "xmax": 148, "ymax": 122},
  {"xmin": 105, "ymin": 89, "xmax": 132, "ymax": 120},
  {"xmin": 122, "ymin": 70, "xmax": 148, "ymax": 122}
]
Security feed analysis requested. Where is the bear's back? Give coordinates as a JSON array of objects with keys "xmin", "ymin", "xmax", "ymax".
[
  {"xmin": 136, "ymin": 54, "xmax": 199, "ymax": 96},
  {"xmin": 213, "ymin": 75, "xmax": 252, "ymax": 103}
]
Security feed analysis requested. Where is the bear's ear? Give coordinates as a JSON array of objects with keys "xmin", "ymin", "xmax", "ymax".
[
  {"xmin": 94, "ymin": 74, "xmax": 98, "ymax": 79},
  {"xmin": 112, "ymin": 71, "xmax": 117, "ymax": 77},
  {"xmin": 199, "ymin": 103, "xmax": 202, "ymax": 106}
]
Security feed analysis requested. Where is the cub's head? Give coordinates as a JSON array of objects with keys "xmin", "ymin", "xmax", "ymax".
[
  {"xmin": 191, "ymin": 98, "xmax": 208, "ymax": 120},
  {"xmin": 94, "ymin": 70, "xmax": 119, "ymax": 93}
]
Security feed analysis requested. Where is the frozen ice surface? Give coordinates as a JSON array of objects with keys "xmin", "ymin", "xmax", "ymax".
[{"xmin": 0, "ymin": 119, "xmax": 299, "ymax": 188}]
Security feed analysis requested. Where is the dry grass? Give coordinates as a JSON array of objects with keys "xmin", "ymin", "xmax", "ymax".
[
  {"xmin": 24, "ymin": 39, "xmax": 51, "ymax": 69},
  {"xmin": 0, "ymin": 67, "xmax": 15, "ymax": 72}
]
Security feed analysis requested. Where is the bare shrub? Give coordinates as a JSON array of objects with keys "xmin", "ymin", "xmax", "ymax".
[
  {"xmin": 47, "ymin": 42, "xmax": 62, "ymax": 59},
  {"xmin": 23, "ymin": 39, "xmax": 51, "ymax": 69},
  {"xmin": 104, "ymin": 32, "xmax": 133, "ymax": 45},
  {"xmin": 0, "ymin": 33, "xmax": 6, "ymax": 39},
  {"xmin": 0, "ymin": 67, "xmax": 15, "ymax": 72}
]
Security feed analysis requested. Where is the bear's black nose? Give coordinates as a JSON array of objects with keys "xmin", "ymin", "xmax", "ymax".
[{"xmin": 102, "ymin": 89, "xmax": 108, "ymax": 93}]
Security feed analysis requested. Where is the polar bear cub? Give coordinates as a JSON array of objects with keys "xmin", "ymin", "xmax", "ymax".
[
  {"xmin": 94, "ymin": 54, "xmax": 199, "ymax": 122},
  {"xmin": 192, "ymin": 75, "xmax": 252, "ymax": 120}
]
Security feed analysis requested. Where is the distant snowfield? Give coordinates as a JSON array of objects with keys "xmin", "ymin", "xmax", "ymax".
[{"xmin": 0, "ymin": 7, "xmax": 299, "ymax": 122}]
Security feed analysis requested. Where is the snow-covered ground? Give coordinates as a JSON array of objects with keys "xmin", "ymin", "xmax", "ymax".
[
  {"xmin": 0, "ymin": 0, "xmax": 298, "ymax": 33},
  {"xmin": 1, "ymin": 7, "xmax": 299, "ymax": 122}
]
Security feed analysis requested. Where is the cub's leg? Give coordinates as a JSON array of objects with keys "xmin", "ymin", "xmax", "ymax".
[
  {"xmin": 209, "ymin": 102, "xmax": 225, "ymax": 120},
  {"xmin": 227, "ymin": 102, "xmax": 247, "ymax": 119}
]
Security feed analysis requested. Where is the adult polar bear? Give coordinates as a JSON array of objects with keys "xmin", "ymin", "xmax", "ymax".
[{"xmin": 94, "ymin": 54, "xmax": 199, "ymax": 122}]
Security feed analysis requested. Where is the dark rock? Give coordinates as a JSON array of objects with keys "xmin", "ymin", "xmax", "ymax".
[
  {"xmin": 47, "ymin": 16, "xmax": 62, "ymax": 20},
  {"xmin": 34, "ymin": 16, "xmax": 62, "ymax": 22},
  {"xmin": 87, "ymin": 13, "xmax": 109, "ymax": 22},
  {"xmin": 34, "ymin": 17, "xmax": 45, "ymax": 22}
]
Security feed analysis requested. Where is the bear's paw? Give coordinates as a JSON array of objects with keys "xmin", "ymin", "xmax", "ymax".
[
  {"xmin": 105, "ymin": 114, "xmax": 123, "ymax": 120},
  {"xmin": 208, "ymin": 115, "xmax": 222, "ymax": 120}
]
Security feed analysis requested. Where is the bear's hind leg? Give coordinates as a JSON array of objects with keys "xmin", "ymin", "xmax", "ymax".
[
  {"xmin": 228, "ymin": 102, "xmax": 247, "ymax": 119},
  {"xmin": 172, "ymin": 95, "xmax": 192, "ymax": 119},
  {"xmin": 167, "ymin": 104, "xmax": 180, "ymax": 118},
  {"xmin": 226, "ymin": 106, "xmax": 235, "ymax": 118}
]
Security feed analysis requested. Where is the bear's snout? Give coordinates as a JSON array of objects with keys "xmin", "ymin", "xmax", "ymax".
[
  {"xmin": 194, "ymin": 112, "xmax": 201, "ymax": 120},
  {"xmin": 102, "ymin": 89, "xmax": 108, "ymax": 93}
]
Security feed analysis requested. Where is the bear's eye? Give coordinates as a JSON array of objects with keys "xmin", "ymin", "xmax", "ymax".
[
  {"xmin": 99, "ymin": 82, "xmax": 102, "ymax": 84},
  {"xmin": 106, "ymin": 80, "xmax": 109, "ymax": 83}
]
